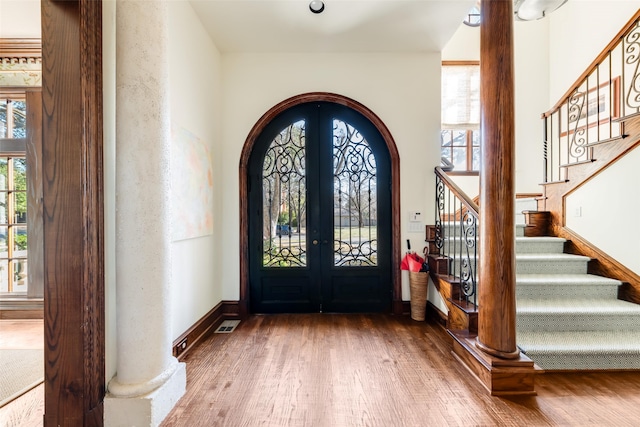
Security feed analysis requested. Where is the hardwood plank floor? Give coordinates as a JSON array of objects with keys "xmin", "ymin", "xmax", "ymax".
[{"xmin": 162, "ymin": 314, "xmax": 640, "ymax": 427}]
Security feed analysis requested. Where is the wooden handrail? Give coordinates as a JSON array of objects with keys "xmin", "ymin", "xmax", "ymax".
[
  {"xmin": 434, "ymin": 166, "xmax": 480, "ymax": 216},
  {"xmin": 542, "ymin": 9, "xmax": 640, "ymax": 118}
]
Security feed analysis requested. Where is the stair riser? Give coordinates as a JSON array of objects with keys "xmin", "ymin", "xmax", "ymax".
[
  {"xmin": 440, "ymin": 240, "xmax": 565, "ymax": 255},
  {"xmin": 517, "ymin": 314, "xmax": 640, "ymax": 331},
  {"xmin": 516, "ymin": 285, "xmax": 618, "ymax": 300},
  {"xmin": 520, "ymin": 352, "xmax": 640, "ymax": 371},
  {"xmin": 515, "ymin": 241, "xmax": 565, "ymax": 254},
  {"xmin": 444, "ymin": 258, "xmax": 589, "ymax": 276},
  {"xmin": 440, "ymin": 242, "xmax": 478, "ymax": 259},
  {"xmin": 516, "ymin": 260, "xmax": 588, "ymax": 274},
  {"xmin": 437, "ymin": 224, "xmax": 526, "ymax": 237}
]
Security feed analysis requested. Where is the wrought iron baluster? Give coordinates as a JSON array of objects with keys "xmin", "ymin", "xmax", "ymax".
[
  {"xmin": 435, "ymin": 175, "xmax": 444, "ymax": 256},
  {"xmin": 460, "ymin": 211, "xmax": 477, "ymax": 306},
  {"xmin": 543, "ymin": 115, "xmax": 548, "ymax": 183},
  {"xmin": 624, "ymin": 21, "xmax": 640, "ymax": 116},
  {"xmin": 433, "ymin": 169, "xmax": 479, "ymax": 306}
]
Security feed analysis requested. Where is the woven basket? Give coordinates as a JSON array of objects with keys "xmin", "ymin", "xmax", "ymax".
[{"xmin": 409, "ymin": 271, "xmax": 429, "ymax": 321}]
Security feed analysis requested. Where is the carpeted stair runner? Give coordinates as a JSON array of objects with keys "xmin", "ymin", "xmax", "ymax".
[
  {"xmin": 441, "ymin": 198, "xmax": 640, "ymax": 370},
  {"xmin": 512, "ymin": 203, "xmax": 640, "ymax": 370}
]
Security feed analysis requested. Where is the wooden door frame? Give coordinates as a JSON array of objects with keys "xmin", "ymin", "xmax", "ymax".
[
  {"xmin": 239, "ymin": 93, "xmax": 402, "ymax": 317},
  {"xmin": 41, "ymin": 0, "xmax": 105, "ymax": 425}
]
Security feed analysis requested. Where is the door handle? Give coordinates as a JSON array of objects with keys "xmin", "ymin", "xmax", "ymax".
[{"xmin": 312, "ymin": 239, "xmax": 319, "ymax": 245}]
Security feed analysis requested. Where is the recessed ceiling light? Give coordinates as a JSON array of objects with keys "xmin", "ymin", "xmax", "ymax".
[{"xmin": 309, "ymin": 0, "xmax": 325, "ymax": 14}]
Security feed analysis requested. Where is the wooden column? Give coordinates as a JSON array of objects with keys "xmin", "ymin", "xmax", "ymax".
[
  {"xmin": 477, "ymin": 0, "xmax": 519, "ymax": 359},
  {"xmin": 448, "ymin": 0, "xmax": 537, "ymax": 396},
  {"xmin": 41, "ymin": 0, "xmax": 105, "ymax": 425}
]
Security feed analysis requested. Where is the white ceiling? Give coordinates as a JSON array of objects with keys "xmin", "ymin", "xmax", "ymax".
[{"xmin": 189, "ymin": 0, "xmax": 477, "ymax": 53}]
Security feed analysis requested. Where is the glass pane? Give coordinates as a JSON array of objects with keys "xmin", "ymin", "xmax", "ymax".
[
  {"xmin": 12, "ymin": 101, "xmax": 27, "ymax": 139},
  {"xmin": 472, "ymin": 147, "xmax": 480, "ymax": 171},
  {"xmin": 13, "ymin": 158, "xmax": 27, "ymax": 224},
  {"xmin": 13, "ymin": 158, "xmax": 27, "ymax": 191},
  {"xmin": 333, "ymin": 119, "xmax": 377, "ymax": 267},
  {"xmin": 13, "ymin": 226, "xmax": 27, "ymax": 253},
  {"xmin": 441, "ymin": 147, "xmax": 452, "ymax": 162},
  {"xmin": 0, "ymin": 225, "xmax": 6, "ymax": 253},
  {"xmin": 0, "ymin": 100, "xmax": 7, "ymax": 139},
  {"xmin": 262, "ymin": 120, "xmax": 307, "ymax": 267},
  {"xmin": 12, "ymin": 259, "xmax": 28, "ymax": 292},
  {"xmin": 0, "ymin": 158, "xmax": 7, "ymax": 191},
  {"xmin": 452, "ymin": 147, "xmax": 467, "ymax": 171},
  {"xmin": 14, "ymin": 198, "xmax": 27, "ymax": 224},
  {"xmin": 440, "ymin": 130, "xmax": 452, "ymax": 147},
  {"xmin": 472, "ymin": 130, "xmax": 480, "ymax": 147},
  {"xmin": 452, "ymin": 130, "xmax": 467, "ymax": 146},
  {"xmin": 0, "ymin": 192, "xmax": 6, "ymax": 225},
  {"xmin": 0, "ymin": 259, "xmax": 7, "ymax": 292}
]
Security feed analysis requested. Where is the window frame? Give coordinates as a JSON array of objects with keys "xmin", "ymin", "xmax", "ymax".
[
  {"xmin": 0, "ymin": 93, "xmax": 28, "ymax": 295},
  {"xmin": 440, "ymin": 128, "xmax": 480, "ymax": 176}
]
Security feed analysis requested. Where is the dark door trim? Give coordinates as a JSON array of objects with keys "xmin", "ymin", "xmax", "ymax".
[
  {"xmin": 239, "ymin": 93, "xmax": 402, "ymax": 317},
  {"xmin": 41, "ymin": 0, "xmax": 105, "ymax": 425}
]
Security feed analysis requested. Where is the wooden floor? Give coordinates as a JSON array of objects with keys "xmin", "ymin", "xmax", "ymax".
[
  {"xmin": 162, "ymin": 314, "xmax": 640, "ymax": 427},
  {"xmin": 0, "ymin": 319, "xmax": 44, "ymax": 427},
  {"xmin": 3, "ymin": 315, "xmax": 640, "ymax": 426}
]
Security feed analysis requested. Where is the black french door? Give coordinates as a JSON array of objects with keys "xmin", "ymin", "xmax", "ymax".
[{"xmin": 248, "ymin": 102, "xmax": 391, "ymax": 313}]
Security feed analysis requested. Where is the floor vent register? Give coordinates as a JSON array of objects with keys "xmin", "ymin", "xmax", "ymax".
[{"xmin": 215, "ymin": 320, "xmax": 241, "ymax": 334}]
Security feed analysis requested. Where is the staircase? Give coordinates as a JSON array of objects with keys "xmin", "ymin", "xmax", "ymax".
[
  {"xmin": 433, "ymin": 198, "xmax": 640, "ymax": 371},
  {"xmin": 514, "ymin": 217, "xmax": 640, "ymax": 370}
]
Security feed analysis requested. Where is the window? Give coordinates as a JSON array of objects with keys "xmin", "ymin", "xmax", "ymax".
[
  {"xmin": 441, "ymin": 129, "xmax": 480, "ymax": 173},
  {"xmin": 441, "ymin": 62, "xmax": 480, "ymax": 174},
  {"xmin": 0, "ymin": 98, "xmax": 27, "ymax": 139},
  {"xmin": 0, "ymin": 96, "xmax": 28, "ymax": 295}
]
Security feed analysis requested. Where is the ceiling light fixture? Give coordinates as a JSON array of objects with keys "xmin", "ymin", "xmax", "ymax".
[
  {"xmin": 514, "ymin": 0, "xmax": 568, "ymax": 21},
  {"xmin": 309, "ymin": 0, "xmax": 325, "ymax": 14}
]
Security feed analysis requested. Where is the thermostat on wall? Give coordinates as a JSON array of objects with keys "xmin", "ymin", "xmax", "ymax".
[{"xmin": 409, "ymin": 211, "xmax": 422, "ymax": 222}]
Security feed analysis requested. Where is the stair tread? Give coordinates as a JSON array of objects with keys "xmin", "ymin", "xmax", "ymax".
[
  {"xmin": 517, "ymin": 298, "xmax": 640, "ymax": 314},
  {"xmin": 441, "ymin": 236, "xmax": 565, "ymax": 242},
  {"xmin": 515, "ymin": 236, "xmax": 566, "ymax": 243},
  {"xmin": 518, "ymin": 330, "xmax": 640, "ymax": 352},
  {"xmin": 515, "ymin": 253, "xmax": 590, "ymax": 261},
  {"xmin": 444, "ymin": 253, "xmax": 589, "ymax": 261},
  {"xmin": 516, "ymin": 273, "xmax": 622, "ymax": 285}
]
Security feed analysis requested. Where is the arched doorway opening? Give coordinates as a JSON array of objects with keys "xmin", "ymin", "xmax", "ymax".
[{"xmin": 239, "ymin": 93, "xmax": 402, "ymax": 315}]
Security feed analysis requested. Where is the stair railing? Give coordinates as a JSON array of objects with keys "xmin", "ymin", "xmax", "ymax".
[
  {"xmin": 434, "ymin": 166, "xmax": 480, "ymax": 308},
  {"xmin": 542, "ymin": 10, "xmax": 640, "ymax": 183}
]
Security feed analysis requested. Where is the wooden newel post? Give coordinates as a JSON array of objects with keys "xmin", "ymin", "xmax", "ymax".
[{"xmin": 477, "ymin": 0, "xmax": 520, "ymax": 360}]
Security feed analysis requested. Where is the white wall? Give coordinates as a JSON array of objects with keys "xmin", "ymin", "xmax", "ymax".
[
  {"xmin": 0, "ymin": 0, "xmax": 40, "ymax": 37},
  {"xmin": 549, "ymin": 3, "xmax": 640, "ymax": 278},
  {"xmin": 549, "ymin": 0, "xmax": 640, "ymax": 102},
  {"xmin": 221, "ymin": 53, "xmax": 442, "ymax": 302},
  {"xmin": 443, "ymin": 19, "xmax": 550, "ymax": 194},
  {"xmin": 513, "ymin": 18, "xmax": 550, "ymax": 192},
  {"xmin": 168, "ymin": 2, "xmax": 223, "ymax": 338},
  {"xmin": 103, "ymin": 0, "xmax": 117, "ymax": 384},
  {"xmin": 566, "ymin": 145, "xmax": 640, "ymax": 275}
]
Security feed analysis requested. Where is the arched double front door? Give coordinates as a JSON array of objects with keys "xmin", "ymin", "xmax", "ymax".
[{"xmin": 247, "ymin": 100, "xmax": 394, "ymax": 313}]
